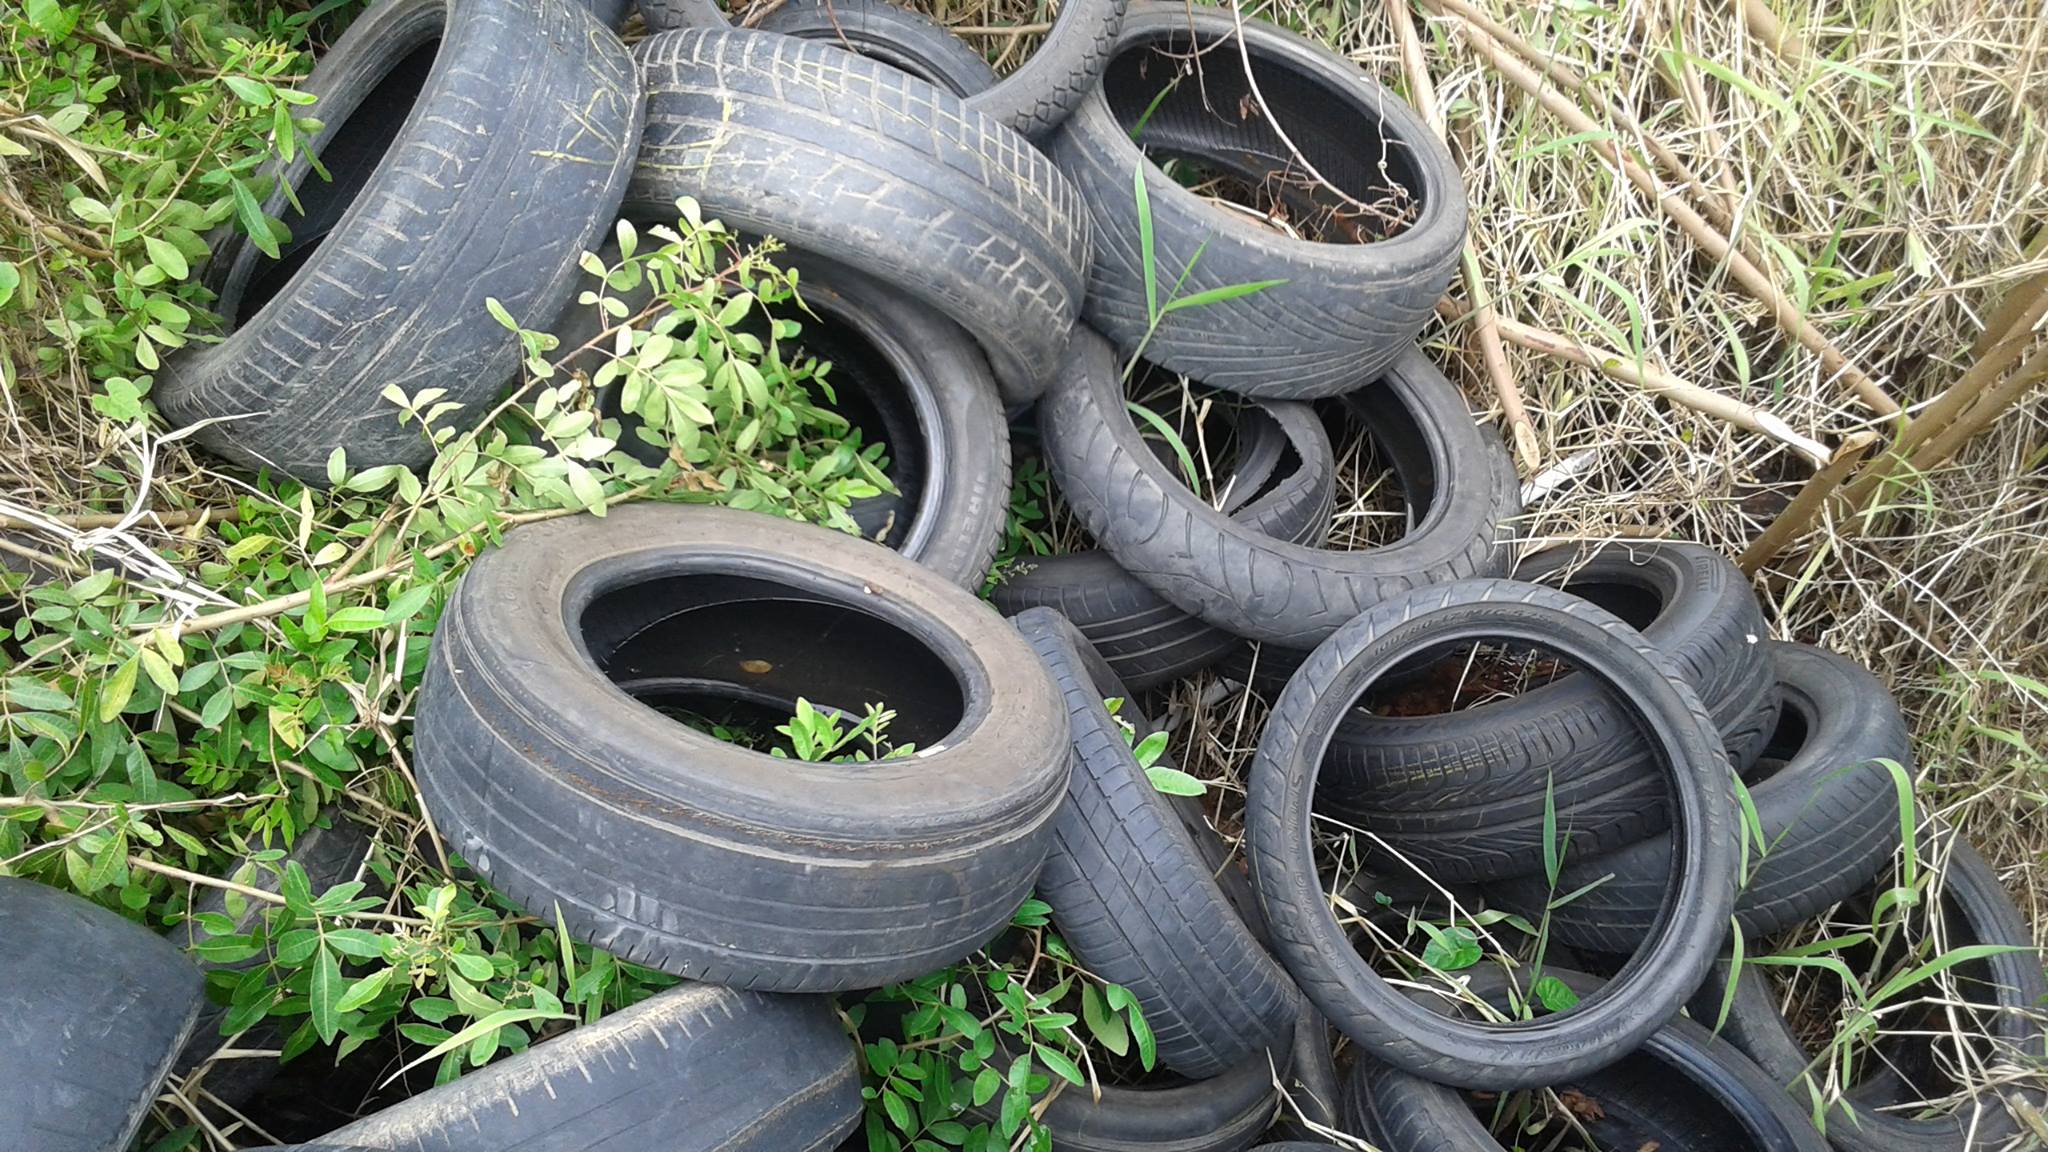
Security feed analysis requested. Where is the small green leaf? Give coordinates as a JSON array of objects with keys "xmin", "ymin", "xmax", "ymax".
[
  {"xmin": 1531, "ymin": 975, "xmax": 1579, "ymax": 1013},
  {"xmin": 138, "ymin": 646, "xmax": 178, "ymax": 695},
  {"xmin": 324, "ymin": 606, "xmax": 387, "ymax": 633},
  {"xmin": 143, "ymin": 236, "xmax": 189, "ymax": 280},
  {"xmin": 382, "ymin": 585, "xmax": 434, "ymax": 625},
  {"xmin": 1144, "ymin": 766, "xmax": 1206, "ymax": 796},
  {"xmin": 25, "ymin": 0, "xmax": 78, "ymax": 38},
  {"xmin": 98, "ymin": 656, "xmax": 138, "ymax": 721},
  {"xmin": 1419, "ymin": 924, "xmax": 1481, "ymax": 971},
  {"xmin": 323, "ymin": 928, "xmax": 385, "ymax": 959},
  {"xmin": 1032, "ymin": 1044, "xmax": 1083, "ymax": 1086},
  {"xmin": 221, "ymin": 76, "xmax": 274, "ymax": 105},
  {"xmin": 334, "ymin": 966, "xmax": 395, "ymax": 1012},
  {"xmin": 310, "ymin": 944, "xmax": 343, "ymax": 1044},
  {"xmin": 230, "ymin": 179, "xmax": 280, "ymax": 259},
  {"xmin": 1131, "ymin": 730, "xmax": 1169, "ymax": 769},
  {"xmin": 1080, "ymin": 984, "xmax": 1129, "ymax": 1056},
  {"xmin": 485, "ymin": 296, "xmax": 518, "ymax": 332},
  {"xmin": 280, "ymin": 861, "xmax": 314, "ymax": 912}
]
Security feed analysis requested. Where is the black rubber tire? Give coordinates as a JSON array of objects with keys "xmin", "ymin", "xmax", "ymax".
[
  {"xmin": 991, "ymin": 400, "xmax": 1335, "ymax": 690},
  {"xmin": 317, "ymin": 984, "xmax": 860, "ymax": 1150},
  {"xmin": 0, "ymin": 878, "xmax": 205, "ymax": 1152},
  {"xmin": 636, "ymin": 0, "xmax": 725, "ymax": 28},
  {"xmin": 1693, "ymin": 836, "xmax": 2048, "ymax": 1152},
  {"xmin": 755, "ymin": 0, "xmax": 998, "ymax": 95},
  {"xmin": 998, "ymin": 1046, "xmax": 1283, "ymax": 1152},
  {"xmin": 1047, "ymin": 2, "xmax": 1463, "ymax": 398},
  {"xmin": 961, "ymin": 0, "xmax": 1127, "ymax": 138},
  {"xmin": 1169, "ymin": 794, "xmax": 1342, "ymax": 1140},
  {"xmin": 170, "ymin": 816, "xmax": 376, "ymax": 1107},
  {"xmin": 156, "ymin": 0, "xmax": 641, "ymax": 483},
  {"xmin": 1309, "ymin": 540, "xmax": 1778, "ymax": 883},
  {"xmin": 586, "ymin": 0, "xmax": 633, "ymax": 27},
  {"xmin": 1246, "ymin": 580, "xmax": 1740, "ymax": 1089},
  {"xmin": 628, "ymin": 27, "xmax": 1089, "ymax": 405},
  {"xmin": 415, "ymin": 504, "xmax": 1070, "ymax": 991},
  {"xmin": 640, "ymin": 0, "xmax": 1121, "ymax": 138},
  {"xmin": 1348, "ymin": 968, "xmax": 1828, "ymax": 1152},
  {"xmin": 554, "ymin": 246, "xmax": 1011, "ymax": 590},
  {"xmin": 1492, "ymin": 641, "xmax": 1910, "ymax": 949},
  {"xmin": 1274, "ymin": 1001, "xmax": 1343, "ymax": 1140},
  {"xmin": 1042, "ymin": 332, "xmax": 1517, "ymax": 647},
  {"xmin": 1019, "ymin": 607, "xmax": 1298, "ymax": 1078}
]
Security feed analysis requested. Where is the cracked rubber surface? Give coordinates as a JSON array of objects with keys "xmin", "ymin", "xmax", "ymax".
[
  {"xmin": 1310, "ymin": 540, "xmax": 1777, "ymax": 882},
  {"xmin": 1040, "ymin": 331, "xmax": 1517, "ymax": 647},
  {"xmin": 1245, "ymin": 580, "xmax": 1739, "ymax": 1089},
  {"xmin": 157, "ymin": 0, "xmax": 642, "ymax": 483},
  {"xmin": 414, "ymin": 504, "xmax": 1069, "ymax": 991},
  {"xmin": 629, "ymin": 27, "xmax": 1088, "ymax": 404},
  {"xmin": 1048, "ymin": 2, "xmax": 1464, "ymax": 397},
  {"xmin": 1, "ymin": 877, "xmax": 204, "ymax": 1152},
  {"xmin": 1018, "ymin": 607, "xmax": 1298, "ymax": 1078},
  {"xmin": 319, "ymin": 984, "xmax": 860, "ymax": 1150},
  {"xmin": 991, "ymin": 400, "xmax": 1334, "ymax": 690},
  {"xmin": 1694, "ymin": 834, "xmax": 2047, "ymax": 1152},
  {"xmin": 1492, "ymin": 641, "xmax": 1908, "ymax": 949}
]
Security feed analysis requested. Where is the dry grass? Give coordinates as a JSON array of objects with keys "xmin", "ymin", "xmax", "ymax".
[
  {"xmin": 4, "ymin": 0, "xmax": 2045, "ymax": 1143},
  {"xmin": 956, "ymin": 0, "xmax": 2048, "ymax": 1141}
]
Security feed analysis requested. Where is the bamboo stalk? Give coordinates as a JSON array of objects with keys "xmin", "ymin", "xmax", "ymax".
[
  {"xmin": 1432, "ymin": 0, "xmax": 1749, "ymax": 245},
  {"xmin": 163, "ymin": 493, "xmax": 644, "ymax": 637},
  {"xmin": 1441, "ymin": 300, "xmax": 1833, "ymax": 467},
  {"xmin": 1431, "ymin": 2, "xmax": 1898, "ymax": 417},
  {"xmin": 1644, "ymin": 0, "xmax": 1744, "ymax": 226},
  {"xmin": 1386, "ymin": 0, "xmax": 1539, "ymax": 473},
  {"xmin": 1738, "ymin": 430, "xmax": 1878, "ymax": 574},
  {"xmin": 1906, "ymin": 340, "xmax": 2048, "ymax": 472},
  {"xmin": 1740, "ymin": 0, "xmax": 1811, "ymax": 66},
  {"xmin": 0, "ymin": 506, "xmax": 238, "ymax": 531},
  {"xmin": 1969, "ymin": 265, "xmax": 2048, "ymax": 362},
  {"xmin": 1841, "ymin": 277, "xmax": 2048, "ymax": 508}
]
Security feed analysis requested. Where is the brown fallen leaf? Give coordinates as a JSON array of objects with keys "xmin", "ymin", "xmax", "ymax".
[{"xmin": 1558, "ymin": 1087, "xmax": 1605, "ymax": 1122}]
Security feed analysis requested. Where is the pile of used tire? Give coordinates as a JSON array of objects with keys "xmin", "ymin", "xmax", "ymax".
[{"xmin": 10, "ymin": 0, "xmax": 2043, "ymax": 1150}]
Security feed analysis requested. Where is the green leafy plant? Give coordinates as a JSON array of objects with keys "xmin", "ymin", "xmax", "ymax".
[
  {"xmin": 984, "ymin": 457, "xmax": 1055, "ymax": 591},
  {"xmin": 1103, "ymin": 696, "xmax": 1204, "ymax": 797},
  {"xmin": 851, "ymin": 901, "xmax": 1155, "ymax": 1152},
  {"xmin": 0, "ymin": 202, "xmax": 904, "ymax": 1148},
  {"xmin": 0, "ymin": 0, "xmax": 342, "ymax": 410}
]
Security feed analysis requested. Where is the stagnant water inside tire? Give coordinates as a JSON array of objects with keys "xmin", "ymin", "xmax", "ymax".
[
  {"xmin": 1104, "ymin": 29, "xmax": 1425, "ymax": 243},
  {"xmin": 235, "ymin": 41, "xmax": 439, "ymax": 323},
  {"xmin": 579, "ymin": 571, "xmax": 964, "ymax": 749}
]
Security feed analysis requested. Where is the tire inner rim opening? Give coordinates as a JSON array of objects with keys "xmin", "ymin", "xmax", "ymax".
[{"xmin": 579, "ymin": 570, "xmax": 966, "ymax": 750}]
